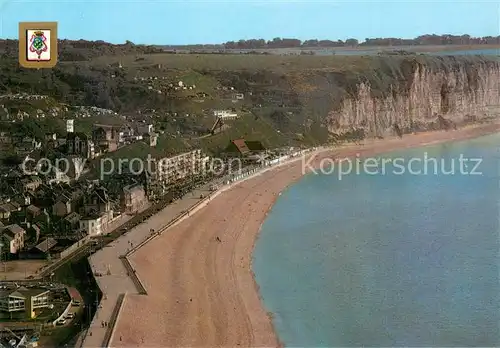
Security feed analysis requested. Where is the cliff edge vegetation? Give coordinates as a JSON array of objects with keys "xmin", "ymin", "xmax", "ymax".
[{"xmin": 0, "ymin": 47, "xmax": 499, "ymax": 154}]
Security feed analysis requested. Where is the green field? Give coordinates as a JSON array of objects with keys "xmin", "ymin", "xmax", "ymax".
[{"xmin": 1, "ymin": 52, "xmax": 498, "ymax": 158}]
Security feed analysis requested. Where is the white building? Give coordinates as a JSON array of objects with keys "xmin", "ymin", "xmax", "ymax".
[
  {"xmin": 213, "ymin": 110, "xmax": 238, "ymax": 120},
  {"xmin": 146, "ymin": 149, "xmax": 209, "ymax": 196},
  {"xmin": 157, "ymin": 150, "xmax": 204, "ymax": 182},
  {"xmin": 79, "ymin": 211, "xmax": 112, "ymax": 236},
  {"xmin": 66, "ymin": 119, "xmax": 74, "ymax": 133}
]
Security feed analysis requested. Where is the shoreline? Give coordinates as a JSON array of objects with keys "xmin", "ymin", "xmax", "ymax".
[{"xmin": 110, "ymin": 121, "xmax": 500, "ymax": 348}]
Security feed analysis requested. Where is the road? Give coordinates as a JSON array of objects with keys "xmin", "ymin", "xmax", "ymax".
[
  {"xmin": 80, "ymin": 184, "xmax": 213, "ymax": 348},
  {"xmin": 79, "ymin": 162, "xmax": 288, "ymax": 348},
  {"xmin": 39, "ymin": 244, "xmax": 94, "ymax": 279}
]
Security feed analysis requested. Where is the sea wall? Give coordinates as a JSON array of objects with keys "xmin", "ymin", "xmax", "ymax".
[{"xmin": 325, "ymin": 58, "xmax": 500, "ymax": 137}]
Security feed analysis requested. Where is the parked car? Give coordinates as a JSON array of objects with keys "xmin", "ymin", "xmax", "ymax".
[
  {"xmin": 72, "ymin": 300, "xmax": 81, "ymax": 306},
  {"xmin": 65, "ymin": 313, "xmax": 75, "ymax": 319},
  {"xmin": 56, "ymin": 319, "xmax": 66, "ymax": 326}
]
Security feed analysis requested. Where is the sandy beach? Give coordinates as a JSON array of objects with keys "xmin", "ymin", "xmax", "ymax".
[{"xmin": 110, "ymin": 122, "xmax": 500, "ymax": 347}]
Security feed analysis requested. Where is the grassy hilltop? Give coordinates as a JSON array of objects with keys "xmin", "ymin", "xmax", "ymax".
[{"xmin": 1, "ymin": 40, "xmax": 499, "ymax": 158}]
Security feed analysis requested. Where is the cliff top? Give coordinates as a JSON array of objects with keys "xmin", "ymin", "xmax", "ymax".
[{"xmin": 0, "ymin": 50, "xmax": 498, "ymax": 159}]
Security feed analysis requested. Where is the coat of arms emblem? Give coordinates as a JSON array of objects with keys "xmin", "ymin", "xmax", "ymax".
[
  {"xmin": 19, "ymin": 22, "xmax": 58, "ymax": 68},
  {"xmin": 29, "ymin": 30, "xmax": 48, "ymax": 60}
]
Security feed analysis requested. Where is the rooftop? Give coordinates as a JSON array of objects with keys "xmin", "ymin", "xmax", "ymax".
[
  {"xmin": 26, "ymin": 205, "xmax": 41, "ymax": 214},
  {"xmin": 34, "ymin": 237, "xmax": 57, "ymax": 253},
  {"xmin": 231, "ymin": 139, "xmax": 250, "ymax": 154},
  {"xmin": 0, "ymin": 202, "xmax": 18, "ymax": 213},
  {"xmin": 0, "ymin": 287, "xmax": 50, "ymax": 299},
  {"xmin": 245, "ymin": 140, "xmax": 266, "ymax": 151},
  {"xmin": 1, "ymin": 224, "xmax": 26, "ymax": 239},
  {"xmin": 64, "ymin": 212, "xmax": 81, "ymax": 223}
]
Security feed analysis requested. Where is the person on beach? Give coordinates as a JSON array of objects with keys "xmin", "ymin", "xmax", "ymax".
[{"xmin": 216, "ymin": 236, "xmax": 221, "ymax": 242}]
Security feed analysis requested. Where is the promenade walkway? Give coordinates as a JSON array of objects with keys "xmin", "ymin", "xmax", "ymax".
[
  {"xmin": 80, "ymin": 186, "xmax": 211, "ymax": 348},
  {"xmin": 80, "ymin": 153, "xmax": 312, "ymax": 348}
]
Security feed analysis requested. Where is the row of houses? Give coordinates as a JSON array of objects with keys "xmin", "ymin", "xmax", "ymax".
[
  {"xmin": 0, "ymin": 119, "xmax": 157, "ymax": 163},
  {"xmin": 0, "ymin": 121, "xmax": 264, "ymax": 259},
  {"xmin": 0, "ymin": 178, "xmax": 149, "ymax": 258},
  {"xmin": 65, "ymin": 121, "xmax": 158, "ymax": 160}
]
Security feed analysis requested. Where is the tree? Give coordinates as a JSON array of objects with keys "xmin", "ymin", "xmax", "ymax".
[{"xmin": 345, "ymin": 38, "xmax": 359, "ymax": 47}]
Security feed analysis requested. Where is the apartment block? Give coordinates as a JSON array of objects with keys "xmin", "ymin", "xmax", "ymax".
[
  {"xmin": 146, "ymin": 149, "xmax": 208, "ymax": 197},
  {"xmin": 0, "ymin": 287, "xmax": 50, "ymax": 319}
]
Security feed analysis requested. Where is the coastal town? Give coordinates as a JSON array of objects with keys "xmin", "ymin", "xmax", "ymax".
[{"xmin": 0, "ymin": 90, "xmax": 307, "ymax": 346}]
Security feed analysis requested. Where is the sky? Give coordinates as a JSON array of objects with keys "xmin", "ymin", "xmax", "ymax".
[{"xmin": 0, "ymin": 0, "xmax": 499, "ymax": 45}]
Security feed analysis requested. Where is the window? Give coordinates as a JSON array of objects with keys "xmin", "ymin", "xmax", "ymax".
[
  {"xmin": 33, "ymin": 295, "xmax": 49, "ymax": 308},
  {"xmin": 8, "ymin": 298, "xmax": 25, "ymax": 310}
]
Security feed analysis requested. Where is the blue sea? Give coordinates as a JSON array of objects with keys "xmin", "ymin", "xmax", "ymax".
[
  {"xmin": 321, "ymin": 48, "xmax": 500, "ymax": 56},
  {"xmin": 253, "ymin": 134, "xmax": 500, "ymax": 347},
  {"xmin": 231, "ymin": 48, "xmax": 499, "ymax": 56},
  {"xmin": 432, "ymin": 48, "xmax": 500, "ymax": 56}
]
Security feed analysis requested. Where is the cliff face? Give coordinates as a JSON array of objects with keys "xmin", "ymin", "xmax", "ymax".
[
  {"xmin": 324, "ymin": 57, "xmax": 500, "ymax": 137},
  {"xmin": 1, "ymin": 52, "xmax": 498, "ymax": 149}
]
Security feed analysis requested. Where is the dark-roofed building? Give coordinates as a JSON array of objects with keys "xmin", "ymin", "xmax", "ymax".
[
  {"xmin": 59, "ymin": 212, "xmax": 81, "ymax": 235},
  {"xmin": 0, "ymin": 201, "xmax": 21, "ymax": 220},
  {"xmin": 0, "ymin": 224, "xmax": 26, "ymax": 254},
  {"xmin": 82, "ymin": 186, "xmax": 111, "ymax": 216},
  {"xmin": 245, "ymin": 140, "xmax": 266, "ymax": 152},
  {"xmin": 52, "ymin": 194, "xmax": 73, "ymax": 217},
  {"xmin": 21, "ymin": 236, "xmax": 57, "ymax": 259},
  {"xmin": 64, "ymin": 212, "xmax": 81, "ymax": 225},
  {"xmin": 67, "ymin": 132, "xmax": 95, "ymax": 159},
  {"xmin": 35, "ymin": 237, "xmax": 57, "ymax": 253},
  {"xmin": 26, "ymin": 205, "xmax": 41, "ymax": 220},
  {"xmin": 12, "ymin": 194, "xmax": 31, "ymax": 207},
  {"xmin": 0, "ymin": 287, "xmax": 50, "ymax": 319},
  {"xmin": 92, "ymin": 125, "xmax": 119, "ymax": 153}
]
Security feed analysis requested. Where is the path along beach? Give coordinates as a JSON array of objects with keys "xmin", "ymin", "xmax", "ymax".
[{"xmin": 109, "ymin": 122, "xmax": 500, "ymax": 347}]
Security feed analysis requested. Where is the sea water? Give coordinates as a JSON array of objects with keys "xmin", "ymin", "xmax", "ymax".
[
  {"xmin": 309, "ymin": 48, "xmax": 499, "ymax": 56},
  {"xmin": 253, "ymin": 134, "xmax": 500, "ymax": 347}
]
